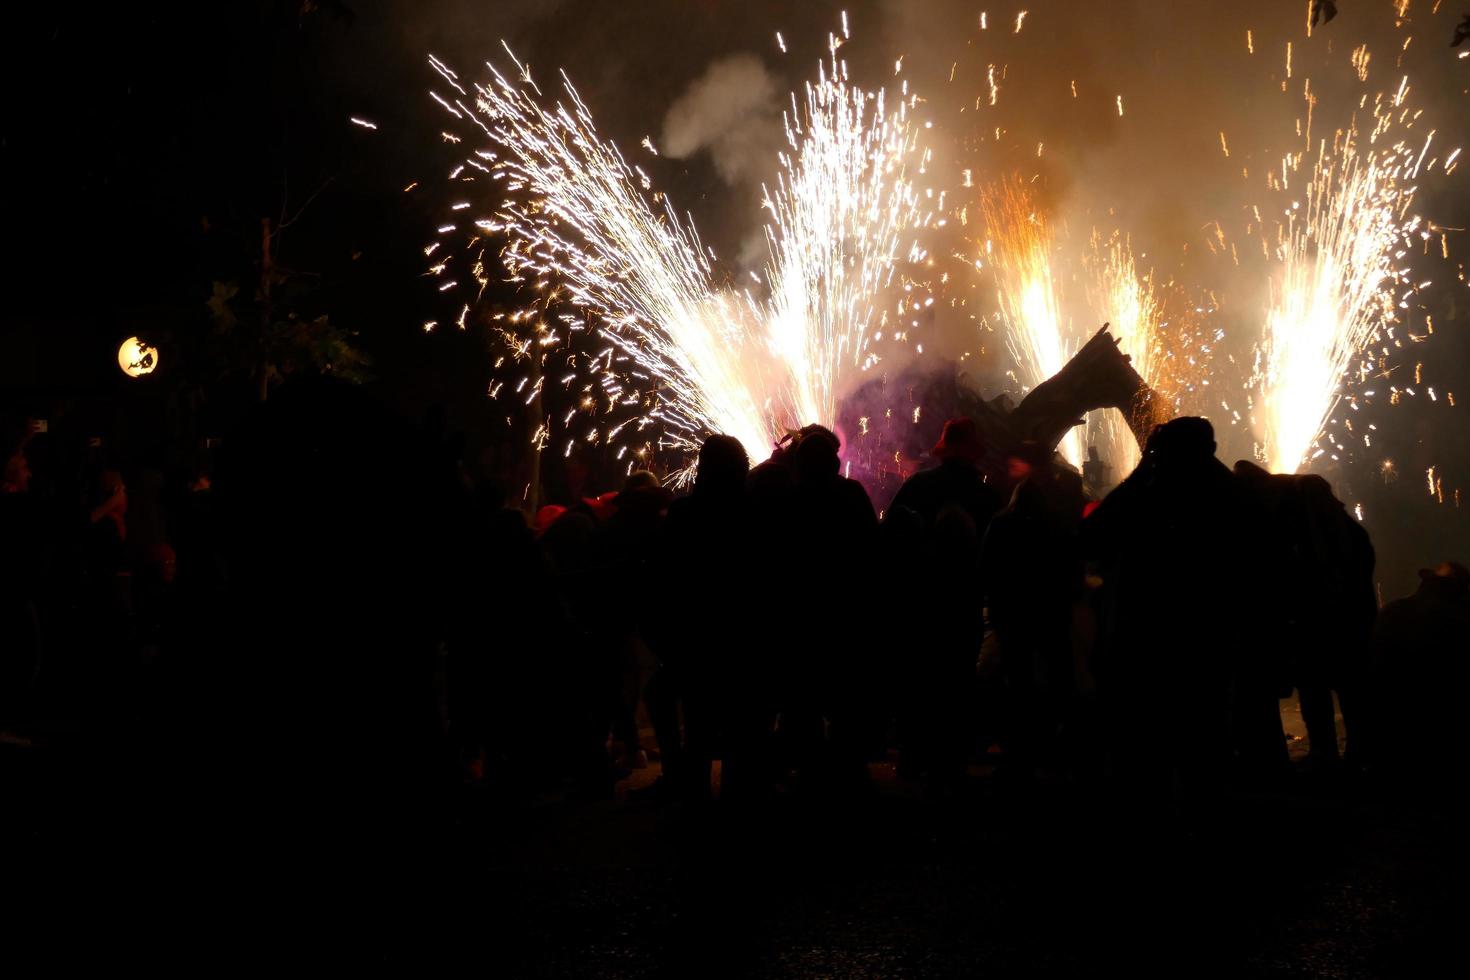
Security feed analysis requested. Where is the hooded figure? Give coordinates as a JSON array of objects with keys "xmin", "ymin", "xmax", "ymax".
[{"xmin": 1083, "ymin": 417, "xmax": 1267, "ymax": 799}]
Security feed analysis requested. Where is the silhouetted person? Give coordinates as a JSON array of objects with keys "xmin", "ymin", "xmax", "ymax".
[
  {"xmin": 982, "ymin": 446, "xmax": 1086, "ymax": 783},
  {"xmin": 1, "ymin": 434, "xmax": 41, "ymax": 732},
  {"xmin": 1084, "ymin": 418, "xmax": 1264, "ymax": 806},
  {"xmin": 85, "ymin": 469, "xmax": 131, "ymax": 612},
  {"xmin": 541, "ymin": 507, "xmax": 620, "ymax": 798},
  {"xmin": 133, "ymin": 543, "xmax": 177, "ymax": 660},
  {"xmin": 601, "ymin": 470, "xmax": 673, "ymax": 771},
  {"xmin": 127, "ymin": 541, "xmax": 179, "ymax": 738},
  {"xmin": 890, "ymin": 418, "xmax": 1004, "ymax": 532},
  {"xmin": 78, "ymin": 468, "xmax": 135, "ymax": 724},
  {"xmin": 1368, "ymin": 561, "xmax": 1470, "ymax": 780},
  {"xmin": 209, "ymin": 378, "xmax": 446, "ymax": 888},
  {"xmin": 875, "ymin": 501, "xmax": 929, "ymax": 777},
  {"xmin": 449, "ymin": 482, "xmax": 546, "ymax": 789},
  {"xmin": 649, "ymin": 434, "xmax": 751, "ymax": 801},
  {"xmin": 1290, "ymin": 475, "xmax": 1375, "ymax": 769},
  {"xmin": 1082, "ymin": 445, "xmax": 1115, "ymax": 499},
  {"xmin": 1237, "ymin": 462, "xmax": 1375, "ymax": 771},
  {"xmin": 785, "ymin": 425, "xmax": 878, "ymax": 793},
  {"xmin": 740, "ymin": 438, "xmax": 804, "ymax": 793},
  {"xmin": 888, "ymin": 418, "xmax": 1002, "ymax": 790}
]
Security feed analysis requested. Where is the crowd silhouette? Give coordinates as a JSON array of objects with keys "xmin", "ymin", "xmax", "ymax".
[{"xmin": 3, "ymin": 381, "xmax": 1469, "ymax": 864}]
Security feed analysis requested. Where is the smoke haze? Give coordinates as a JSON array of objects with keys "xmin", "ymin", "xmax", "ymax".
[
  {"xmin": 660, "ymin": 54, "xmax": 783, "ymax": 188},
  {"xmin": 334, "ymin": 0, "xmax": 1468, "ymax": 587}
]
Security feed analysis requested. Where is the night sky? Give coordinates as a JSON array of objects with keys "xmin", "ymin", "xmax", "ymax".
[{"xmin": 4, "ymin": 1, "xmax": 1467, "ymax": 593}]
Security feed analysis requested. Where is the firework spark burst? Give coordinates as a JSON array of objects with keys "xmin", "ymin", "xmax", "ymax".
[
  {"xmin": 762, "ymin": 55, "xmax": 922, "ymax": 442},
  {"xmin": 427, "ymin": 39, "xmax": 920, "ymax": 481},
  {"xmin": 980, "ymin": 175, "xmax": 1083, "ymax": 466},
  {"xmin": 1086, "ymin": 231, "xmax": 1166, "ymax": 472},
  {"xmin": 1253, "ymin": 86, "xmax": 1432, "ymax": 474}
]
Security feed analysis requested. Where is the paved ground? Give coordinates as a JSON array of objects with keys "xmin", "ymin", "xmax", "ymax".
[
  {"xmin": 429, "ymin": 697, "xmax": 1458, "ymax": 978},
  {"xmin": 5, "ymin": 696, "xmax": 1457, "ymax": 975}
]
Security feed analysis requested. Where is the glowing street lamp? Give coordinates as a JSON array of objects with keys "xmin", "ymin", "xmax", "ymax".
[{"xmin": 117, "ymin": 336, "xmax": 158, "ymax": 378}]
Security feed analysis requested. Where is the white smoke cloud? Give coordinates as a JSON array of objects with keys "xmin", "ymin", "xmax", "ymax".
[{"xmin": 659, "ymin": 53, "xmax": 784, "ymax": 187}]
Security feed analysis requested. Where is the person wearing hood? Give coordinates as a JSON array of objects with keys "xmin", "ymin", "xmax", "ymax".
[{"xmin": 1082, "ymin": 417, "xmax": 1263, "ymax": 804}]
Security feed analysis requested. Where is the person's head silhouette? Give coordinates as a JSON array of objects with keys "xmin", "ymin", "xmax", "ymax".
[
  {"xmin": 1147, "ymin": 416, "xmax": 1216, "ymax": 465},
  {"xmin": 794, "ymin": 426, "xmax": 841, "ymax": 484},
  {"xmin": 932, "ymin": 417, "xmax": 984, "ymax": 466},
  {"xmin": 1418, "ymin": 561, "xmax": 1470, "ymax": 600},
  {"xmin": 694, "ymin": 434, "xmax": 749, "ymax": 496}
]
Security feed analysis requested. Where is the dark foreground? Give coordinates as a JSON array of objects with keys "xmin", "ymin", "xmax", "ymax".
[{"xmin": 7, "ymin": 707, "xmax": 1459, "ymax": 977}]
